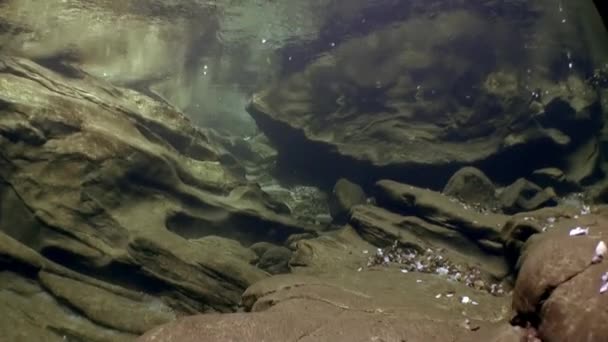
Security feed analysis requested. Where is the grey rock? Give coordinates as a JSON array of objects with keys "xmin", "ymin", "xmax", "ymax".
[
  {"xmin": 530, "ymin": 167, "xmax": 580, "ymax": 194},
  {"xmin": 498, "ymin": 179, "xmax": 558, "ymax": 214},
  {"xmin": 245, "ymin": 9, "xmax": 603, "ymax": 189},
  {"xmin": 375, "ymin": 180, "xmax": 508, "ymax": 245},
  {"xmin": 258, "ymin": 247, "xmax": 293, "ymax": 275},
  {"xmin": 443, "ymin": 167, "xmax": 497, "ymax": 209},
  {"xmin": 328, "ymin": 178, "xmax": 367, "ymax": 223},
  {"xmin": 249, "ymin": 242, "xmax": 278, "ymax": 258}
]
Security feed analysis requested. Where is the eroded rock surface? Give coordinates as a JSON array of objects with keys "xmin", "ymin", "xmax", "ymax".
[
  {"xmin": 246, "ymin": 5, "xmax": 604, "ymax": 190},
  {"xmin": 138, "ymin": 239, "xmax": 517, "ymax": 342},
  {"xmin": 0, "ymin": 56, "xmax": 318, "ymax": 340},
  {"xmin": 374, "ymin": 180, "xmax": 508, "ymax": 249}
]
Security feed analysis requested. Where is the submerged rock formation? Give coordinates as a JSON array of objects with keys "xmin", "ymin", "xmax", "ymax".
[
  {"xmin": 0, "ymin": 1, "xmax": 606, "ymax": 341},
  {"xmin": 138, "ymin": 271, "xmax": 516, "ymax": 342},
  {"xmin": 0, "ymin": 56, "xmax": 317, "ymax": 340},
  {"xmin": 1, "ymin": 55, "xmax": 606, "ymax": 340},
  {"xmin": 247, "ymin": 5, "xmax": 606, "ymax": 190},
  {"xmin": 505, "ymin": 205, "xmax": 608, "ymax": 341}
]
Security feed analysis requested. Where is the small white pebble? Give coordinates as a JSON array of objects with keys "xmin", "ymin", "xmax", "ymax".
[
  {"xmin": 435, "ymin": 294, "xmax": 442, "ymax": 299},
  {"xmin": 400, "ymin": 269, "xmax": 408, "ymax": 273},
  {"xmin": 569, "ymin": 227, "xmax": 589, "ymax": 236},
  {"xmin": 600, "ymin": 282, "xmax": 608, "ymax": 294},
  {"xmin": 436, "ymin": 267, "xmax": 449, "ymax": 276},
  {"xmin": 593, "ymin": 241, "xmax": 608, "ymax": 264},
  {"xmin": 574, "ymin": 215, "xmax": 579, "ymax": 219},
  {"xmin": 363, "ymin": 250, "xmax": 369, "ymax": 254},
  {"xmin": 547, "ymin": 217, "xmax": 556, "ymax": 223},
  {"xmin": 416, "ymin": 279, "xmax": 422, "ymax": 283},
  {"xmin": 357, "ymin": 267, "xmax": 363, "ymax": 272},
  {"xmin": 446, "ymin": 293, "xmax": 454, "ymax": 298},
  {"xmin": 471, "ymin": 301, "xmax": 479, "ymax": 305},
  {"xmin": 461, "ymin": 296, "xmax": 471, "ymax": 304}
]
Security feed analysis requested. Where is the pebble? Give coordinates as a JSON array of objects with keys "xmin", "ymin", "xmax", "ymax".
[
  {"xmin": 592, "ymin": 241, "xmax": 607, "ymax": 264},
  {"xmin": 365, "ymin": 240, "xmax": 505, "ymax": 296},
  {"xmin": 569, "ymin": 227, "xmax": 589, "ymax": 236}
]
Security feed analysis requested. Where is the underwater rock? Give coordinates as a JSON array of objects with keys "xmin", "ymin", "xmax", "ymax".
[
  {"xmin": 0, "ymin": 232, "xmax": 159, "ymax": 341},
  {"xmin": 246, "ymin": 7, "xmax": 604, "ymax": 190},
  {"xmin": 443, "ymin": 167, "xmax": 497, "ymax": 210},
  {"xmin": 498, "ymin": 178, "xmax": 558, "ymax": 214},
  {"xmin": 190, "ymin": 236, "xmax": 259, "ymax": 265},
  {"xmin": 562, "ymin": 135, "xmax": 603, "ymax": 185},
  {"xmin": 257, "ymin": 246, "xmax": 292, "ymax": 275},
  {"xmin": 38, "ymin": 271, "xmax": 176, "ymax": 335},
  {"xmin": 529, "ymin": 167, "xmax": 581, "ymax": 194},
  {"xmin": 511, "ymin": 205, "xmax": 608, "ymax": 341},
  {"xmin": 288, "ymin": 226, "xmax": 375, "ymax": 273},
  {"xmin": 500, "ymin": 206, "xmax": 582, "ymax": 272},
  {"xmin": 374, "ymin": 180, "xmax": 508, "ymax": 246},
  {"xmin": 259, "ymin": 183, "xmax": 331, "ymax": 225},
  {"xmin": 249, "ymin": 241, "xmax": 278, "ymax": 258},
  {"xmin": 349, "ymin": 205, "xmax": 509, "ymax": 281},
  {"xmin": 139, "ymin": 269, "xmax": 514, "ymax": 342},
  {"xmin": 0, "ymin": 56, "xmax": 319, "ymax": 339},
  {"xmin": 328, "ymin": 178, "xmax": 368, "ymax": 224}
]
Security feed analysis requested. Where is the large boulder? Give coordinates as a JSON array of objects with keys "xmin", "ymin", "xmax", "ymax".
[
  {"xmin": 246, "ymin": 4, "xmax": 605, "ymax": 189},
  {"xmin": 443, "ymin": 166, "xmax": 497, "ymax": 210},
  {"xmin": 507, "ymin": 204, "xmax": 608, "ymax": 341},
  {"xmin": 0, "ymin": 56, "xmax": 318, "ymax": 340}
]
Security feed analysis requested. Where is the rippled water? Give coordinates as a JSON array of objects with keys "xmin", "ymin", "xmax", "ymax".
[
  {"xmin": 3, "ymin": 0, "xmax": 603, "ymax": 136},
  {"xmin": 188, "ymin": 0, "xmax": 608, "ymax": 136}
]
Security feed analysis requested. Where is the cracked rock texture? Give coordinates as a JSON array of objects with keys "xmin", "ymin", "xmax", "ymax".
[{"xmin": 510, "ymin": 205, "xmax": 608, "ymax": 341}]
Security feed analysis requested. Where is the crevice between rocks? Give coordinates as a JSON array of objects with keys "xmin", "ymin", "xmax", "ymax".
[{"xmin": 512, "ymin": 262, "xmax": 594, "ymax": 331}]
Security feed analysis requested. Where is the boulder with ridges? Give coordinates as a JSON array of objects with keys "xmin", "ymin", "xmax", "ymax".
[{"xmin": 0, "ymin": 56, "xmax": 318, "ymax": 340}]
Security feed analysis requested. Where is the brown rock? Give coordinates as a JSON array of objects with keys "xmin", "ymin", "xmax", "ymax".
[
  {"xmin": 443, "ymin": 166, "xmax": 497, "ymax": 209},
  {"xmin": 0, "ymin": 56, "xmax": 318, "ymax": 339},
  {"xmin": 139, "ymin": 270, "xmax": 513, "ymax": 342},
  {"xmin": 511, "ymin": 205, "xmax": 608, "ymax": 341},
  {"xmin": 498, "ymin": 178, "xmax": 558, "ymax": 214},
  {"xmin": 328, "ymin": 178, "xmax": 367, "ymax": 223},
  {"xmin": 375, "ymin": 179, "xmax": 508, "ymax": 245},
  {"xmin": 349, "ymin": 205, "xmax": 509, "ymax": 280},
  {"xmin": 539, "ymin": 265, "xmax": 608, "ymax": 341}
]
